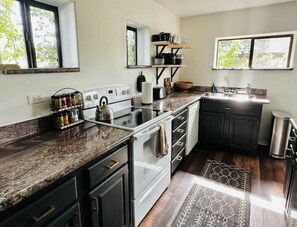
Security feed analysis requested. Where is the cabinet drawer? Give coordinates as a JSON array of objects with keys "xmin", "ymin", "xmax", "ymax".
[
  {"xmin": 172, "ymin": 122, "xmax": 187, "ymax": 145},
  {"xmin": 171, "ymin": 148, "xmax": 185, "ymax": 173},
  {"xmin": 172, "ymin": 109, "xmax": 187, "ymax": 130},
  {"xmin": 47, "ymin": 203, "xmax": 81, "ymax": 227},
  {"xmin": 200, "ymin": 100, "xmax": 225, "ymax": 113},
  {"xmin": 228, "ymin": 103, "xmax": 262, "ymax": 117},
  {"xmin": 0, "ymin": 178, "xmax": 77, "ymax": 227},
  {"xmin": 88, "ymin": 145, "xmax": 128, "ymax": 188},
  {"xmin": 172, "ymin": 134, "xmax": 186, "ymax": 160}
]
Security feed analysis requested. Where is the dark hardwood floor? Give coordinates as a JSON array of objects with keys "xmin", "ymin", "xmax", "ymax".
[{"xmin": 139, "ymin": 145, "xmax": 287, "ymax": 227}]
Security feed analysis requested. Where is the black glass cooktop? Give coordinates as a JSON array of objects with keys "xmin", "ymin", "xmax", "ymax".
[{"xmin": 90, "ymin": 107, "xmax": 168, "ymax": 129}]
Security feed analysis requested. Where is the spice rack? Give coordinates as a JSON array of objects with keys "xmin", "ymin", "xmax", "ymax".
[{"xmin": 51, "ymin": 88, "xmax": 84, "ymax": 130}]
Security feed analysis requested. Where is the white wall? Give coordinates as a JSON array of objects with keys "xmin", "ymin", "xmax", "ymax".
[
  {"xmin": 0, "ymin": 0, "xmax": 180, "ymax": 126},
  {"xmin": 180, "ymin": 2, "xmax": 297, "ymax": 144}
]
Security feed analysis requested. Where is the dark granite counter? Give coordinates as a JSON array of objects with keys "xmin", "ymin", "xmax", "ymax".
[
  {"xmin": 0, "ymin": 123, "xmax": 133, "ymax": 212},
  {"xmin": 134, "ymin": 90, "xmax": 269, "ymax": 114}
]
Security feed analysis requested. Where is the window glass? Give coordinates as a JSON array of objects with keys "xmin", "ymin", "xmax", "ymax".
[
  {"xmin": 215, "ymin": 33, "xmax": 294, "ymax": 70},
  {"xmin": 0, "ymin": 0, "xmax": 28, "ymax": 68},
  {"xmin": 127, "ymin": 27, "xmax": 137, "ymax": 65},
  {"xmin": 217, "ymin": 39, "xmax": 251, "ymax": 69},
  {"xmin": 253, "ymin": 37, "xmax": 291, "ymax": 68},
  {"xmin": 30, "ymin": 6, "xmax": 59, "ymax": 68}
]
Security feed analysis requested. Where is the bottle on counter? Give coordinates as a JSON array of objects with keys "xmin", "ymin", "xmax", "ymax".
[
  {"xmin": 57, "ymin": 113, "xmax": 64, "ymax": 128},
  {"xmin": 61, "ymin": 95, "xmax": 67, "ymax": 108},
  {"xmin": 63, "ymin": 112, "xmax": 69, "ymax": 126},
  {"xmin": 74, "ymin": 91, "xmax": 82, "ymax": 105},
  {"xmin": 66, "ymin": 94, "xmax": 72, "ymax": 107},
  {"xmin": 211, "ymin": 83, "xmax": 217, "ymax": 93}
]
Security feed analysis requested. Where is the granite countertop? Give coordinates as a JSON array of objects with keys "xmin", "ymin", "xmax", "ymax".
[
  {"xmin": 136, "ymin": 91, "xmax": 269, "ymax": 114},
  {"xmin": 0, "ymin": 123, "xmax": 133, "ymax": 212}
]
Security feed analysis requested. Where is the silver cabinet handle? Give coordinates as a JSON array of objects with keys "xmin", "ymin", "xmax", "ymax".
[
  {"xmin": 225, "ymin": 107, "xmax": 231, "ymax": 110},
  {"xmin": 176, "ymin": 156, "xmax": 183, "ymax": 161},
  {"xmin": 177, "ymin": 128, "xmax": 184, "ymax": 133},
  {"xmin": 177, "ymin": 141, "xmax": 184, "ymax": 147},
  {"xmin": 289, "ymin": 137, "xmax": 296, "ymax": 142},
  {"xmin": 177, "ymin": 116, "xmax": 185, "ymax": 120}
]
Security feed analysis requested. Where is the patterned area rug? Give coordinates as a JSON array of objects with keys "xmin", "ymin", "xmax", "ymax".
[{"xmin": 172, "ymin": 159, "xmax": 251, "ymax": 227}]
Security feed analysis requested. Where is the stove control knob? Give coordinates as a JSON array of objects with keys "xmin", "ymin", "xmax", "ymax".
[
  {"xmin": 122, "ymin": 90, "xmax": 126, "ymax": 95},
  {"xmin": 86, "ymin": 95, "xmax": 91, "ymax": 101},
  {"xmin": 127, "ymin": 90, "xmax": 130, "ymax": 94},
  {"xmin": 93, "ymin": 94, "xmax": 98, "ymax": 100}
]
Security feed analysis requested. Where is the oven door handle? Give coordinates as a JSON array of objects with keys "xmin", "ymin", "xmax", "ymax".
[{"xmin": 133, "ymin": 126, "xmax": 160, "ymax": 141}]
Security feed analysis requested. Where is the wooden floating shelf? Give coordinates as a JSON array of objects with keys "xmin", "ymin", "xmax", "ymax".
[
  {"xmin": 152, "ymin": 64, "xmax": 187, "ymax": 68},
  {"xmin": 151, "ymin": 41, "xmax": 190, "ymax": 49}
]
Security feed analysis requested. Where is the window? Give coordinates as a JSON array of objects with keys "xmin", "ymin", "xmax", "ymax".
[
  {"xmin": 0, "ymin": 0, "xmax": 62, "ymax": 68},
  {"xmin": 126, "ymin": 26, "xmax": 137, "ymax": 66},
  {"xmin": 214, "ymin": 33, "xmax": 295, "ymax": 70}
]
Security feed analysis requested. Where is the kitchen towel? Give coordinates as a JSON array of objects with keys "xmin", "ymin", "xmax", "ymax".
[
  {"xmin": 141, "ymin": 82, "xmax": 153, "ymax": 104},
  {"xmin": 156, "ymin": 122, "xmax": 169, "ymax": 158}
]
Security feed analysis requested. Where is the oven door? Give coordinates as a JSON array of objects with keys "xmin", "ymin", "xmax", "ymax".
[{"xmin": 131, "ymin": 116, "xmax": 172, "ymax": 199}]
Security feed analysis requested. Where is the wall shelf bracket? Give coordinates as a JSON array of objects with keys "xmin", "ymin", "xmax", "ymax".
[{"xmin": 156, "ymin": 67, "xmax": 166, "ymax": 84}]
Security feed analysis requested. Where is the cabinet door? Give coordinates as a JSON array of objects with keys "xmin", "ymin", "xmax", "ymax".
[
  {"xmin": 89, "ymin": 165, "xmax": 129, "ymax": 227},
  {"xmin": 199, "ymin": 111, "xmax": 225, "ymax": 146},
  {"xmin": 47, "ymin": 203, "xmax": 81, "ymax": 227},
  {"xmin": 228, "ymin": 114, "xmax": 259, "ymax": 154}
]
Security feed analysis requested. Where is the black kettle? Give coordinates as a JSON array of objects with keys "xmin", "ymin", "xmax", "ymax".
[{"xmin": 95, "ymin": 96, "xmax": 114, "ymax": 121}]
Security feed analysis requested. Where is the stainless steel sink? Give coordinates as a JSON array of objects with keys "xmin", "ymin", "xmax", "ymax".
[{"xmin": 204, "ymin": 92, "xmax": 255, "ymax": 100}]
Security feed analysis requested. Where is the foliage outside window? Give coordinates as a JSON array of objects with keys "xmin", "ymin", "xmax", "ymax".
[
  {"xmin": 127, "ymin": 26, "xmax": 137, "ymax": 66},
  {"xmin": 214, "ymin": 33, "xmax": 294, "ymax": 70},
  {"xmin": 0, "ymin": 0, "xmax": 62, "ymax": 68}
]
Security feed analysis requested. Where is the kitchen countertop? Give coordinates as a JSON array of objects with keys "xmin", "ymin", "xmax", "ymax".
[
  {"xmin": 0, "ymin": 123, "xmax": 133, "ymax": 212},
  {"xmin": 139, "ymin": 91, "xmax": 269, "ymax": 114}
]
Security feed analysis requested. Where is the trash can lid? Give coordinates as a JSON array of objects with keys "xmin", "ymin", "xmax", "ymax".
[{"xmin": 272, "ymin": 110, "xmax": 292, "ymax": 119}]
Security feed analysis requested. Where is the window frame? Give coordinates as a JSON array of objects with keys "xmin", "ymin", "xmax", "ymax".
[
  {"xmin": 126, "ymin": 26, "xmax": 137, "ymax": 66},
  {"xmin": 17, "ymin": 0, "xmax": 62, "ymax": 68},
  {"xmin": 214, "ymin": 33, "xmax": 295, "ymax": 70}
]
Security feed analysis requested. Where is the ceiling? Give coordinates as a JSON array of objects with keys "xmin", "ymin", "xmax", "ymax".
[{"xmin": 153, "ymin": 0, "xmax": 296, "ymax": 17}]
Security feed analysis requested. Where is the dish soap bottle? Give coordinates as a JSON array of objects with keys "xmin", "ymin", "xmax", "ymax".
[{"xmin": 211, "ymin": 83, "xmax": 217, "ymax": 93}]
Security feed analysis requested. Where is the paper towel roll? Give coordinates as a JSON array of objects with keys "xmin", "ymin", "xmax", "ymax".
[{"xmin": 142, "ymin": 82, "xmax": 153, "ymax": 104}]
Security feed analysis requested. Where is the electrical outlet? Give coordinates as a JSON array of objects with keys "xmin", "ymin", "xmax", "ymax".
[{"xmin": 27, "ymin": 94, "xmax": 46, "ymax": 104}]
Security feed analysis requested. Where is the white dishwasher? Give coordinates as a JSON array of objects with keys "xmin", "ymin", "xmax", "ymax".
[{"xmin": 186, "ymin": 101, "xmax": 200, "ymax": 155}]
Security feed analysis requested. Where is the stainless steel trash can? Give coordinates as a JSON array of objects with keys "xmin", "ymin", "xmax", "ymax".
[{"xmin": 269, "ymin": 110, "xmax": 292, "ymax": 159}]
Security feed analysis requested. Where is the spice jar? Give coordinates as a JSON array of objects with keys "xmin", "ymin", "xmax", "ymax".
[
  {"xmin": 74, "ymin": 91, "xmax": 82, "ymax": 105},
  {"xmin": 71, "ymin": 93, "xmax": 75, "ymax": 106},
  {"xmin": 69, "ymin": 110, "xmax": 77, "ymax": 123},
  {"xmin": 55, "ymin": 95, "xmax": 62, "ymax": 110},
  {"xmin": 66, "ymin": 94, "xmax": 72, "ymax": 107},
  {"xmin": 61, "ymin": 95, "xmax": 67, "ymax": 108},
  {"xmin": 57, "ymin": 113, "xmax": 64, "ymax": 128},
  {"xmin": 63, "ymin": 112, "xmax": 69, "ymax": 126}
]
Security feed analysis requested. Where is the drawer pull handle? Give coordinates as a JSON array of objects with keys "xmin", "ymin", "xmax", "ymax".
[
  {"xmin": 177, "ymin": 116, "xmax": 185, "ymax": 120},
  {"xmin": 92, "ymin": 197, "xmax": 99, "ymax": 213},
  {"xmin": 177, "ymin": 129, "xmax": 184, "ymax": 133},
  {"xmin": 106, "ymin": 160, "xmax": 119, "ymax": 170},
  {"xmin": 33, "ymin": 205, "xmax": 55, "ymax": 222},
  {"xmin": 289, "ymin": 137, "xmax": 296, "ymax": 141},
  {"xmin": 177, "ymin": 142, "xmax": 184, "ymax": 147},
  {"xmin": 225, "ymin": 107, "xmax": 231, "ymax": 110},
  {"xmin": 176, "ymin": 156, "xmax": 183, "ymax": 161}
]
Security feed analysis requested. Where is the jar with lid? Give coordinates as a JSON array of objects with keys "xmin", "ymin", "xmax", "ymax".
[
  {"xmin": 71, "ymin": 93, "xmax": 75, "ymax": 106},
  {"xmin": 57, "ymin": 113, "xmax": 64, "ymax": 128},
  {"xmin": 61, "ymin": 95, "xmax": 67, "ymax": 108},
  {"xmin": 74, "ymin": 91, "xmax": 82, "ymax": 105},
  {"xmin": 55, "ymin": 95, "xmax": 62, "ymax": 110},
  {"xmin": 63, "ymin": 112, "xmax": 69, "ymax": 126},
  {"xmin": 66, "ymin": 94, "xmax": 72, "ymax": 107}
]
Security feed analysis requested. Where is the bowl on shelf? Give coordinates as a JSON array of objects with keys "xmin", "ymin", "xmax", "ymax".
[{"xmin": 174, "ymin": 81, "xmax": 193, "ymax": 90}]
